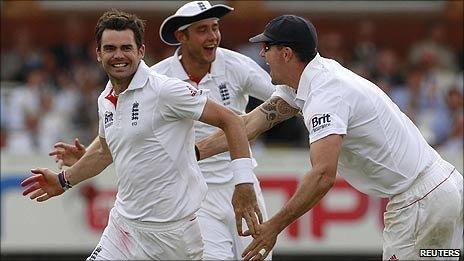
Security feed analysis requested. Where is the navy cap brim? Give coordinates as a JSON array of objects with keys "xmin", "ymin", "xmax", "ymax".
[
  {"xmin": 160, "ymin": 5, "xmax": 233, "ymax": 46},
  {"xmin": 249, "ymin": 33, "xmax": 273, "ymax": 43}
]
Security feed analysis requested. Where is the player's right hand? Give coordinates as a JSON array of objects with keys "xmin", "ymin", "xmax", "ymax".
[
  {"xmin": 232, "ymin": 183, "xmax": 263, "ymax": 237},
  {"xmin": 49, "ymin": 138, "xmax": 86, "ymax": 169},
  {"xmin": 21, "ymin": 168, "xmax": 64, "ymax": 202}
]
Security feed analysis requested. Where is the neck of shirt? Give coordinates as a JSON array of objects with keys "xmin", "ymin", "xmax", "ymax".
[
  {"xmin": 105, "ymin": 88, "xmax": 118, "ymax": 108},
  {"xmin": 178, "ymin": 53, "xmax": 210, "ymax": 85}
]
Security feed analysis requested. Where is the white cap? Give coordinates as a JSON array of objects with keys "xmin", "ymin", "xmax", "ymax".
[{"xmin": 159, "ymin": 1, "xmax": 233, "ymax": 46}]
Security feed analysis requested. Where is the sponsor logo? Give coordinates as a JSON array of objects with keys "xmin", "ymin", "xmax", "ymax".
[
  {"xmin": 104, "ymin": 111, "xmax": 114, "ymax": 128},
  {"xmin": 388, "ymin": 254, "xmax": 398, "ymax": 261},
  {"xmin": 131, "ymin": 102, "xmax": 139, "ymax": 126},
  {"xmin": 187, "ymin": 85, "xmax": 202, "ymax": 97},
  {"xmin": 310, "ymin": 113, "xmax": 331, "ymax": 133}
]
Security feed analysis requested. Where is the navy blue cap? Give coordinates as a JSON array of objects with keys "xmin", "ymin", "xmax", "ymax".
[{"xmin": 249, "ymin": 15, "xmax": 317, "ymax": 54}]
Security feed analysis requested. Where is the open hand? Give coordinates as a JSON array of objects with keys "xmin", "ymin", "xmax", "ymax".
[
  {"xmin": 232, "ymin": 183, "xmax": 263, "ymax": 237},
  {"xmin": 49, "ymin": 138, "xmax": 85, "ymax": 169},
  {"xmin": 21, "ymin": 168, "xmax": 64, "ymax": 202},
  {"xmin": 242, "ymin": 220, "xmax": 278, "ymax": 261}
]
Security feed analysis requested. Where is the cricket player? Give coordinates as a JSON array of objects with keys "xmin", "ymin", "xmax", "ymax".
[
  {"xmin": 21, "ymin": 9, "xmax": 261, "ymax": 260},
  {"xmin": 196, "ymin": 15, "xmax": 464, "ymax": 261},
  {"xmin": 49, "ymin": 1, "xmax": 276, "ymax": 260}
]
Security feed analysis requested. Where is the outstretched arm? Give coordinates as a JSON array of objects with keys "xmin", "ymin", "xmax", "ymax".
[
  {"xmin": 22, "ymin": 136, "xmax": 113, "ymax": 202},
  {"xmin": 242, "ymin": 134, "xmax": 343, "ymax": 260},
  {"xmin": 64, "ymin": 136, "xmax": 113, "ymax": 185},
  {"xmin": 199, "ymin": 98, "xmax": 261, "ymax": 236},
  {"xmin": 199, "ymin": 99, "xmax": 251, "ymax": 160},
  {"xmin": 196, "ymin": 96, "xmax": 299, "ymax": 160},
  {"xmin": 49, "ymin": 137, "xmax": 101, "ymax": 168}
]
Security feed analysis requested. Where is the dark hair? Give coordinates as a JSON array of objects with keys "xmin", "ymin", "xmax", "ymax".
[
  {"xmin": 276, "ymin": 43, "xmax": 316, "ymax": 63},
  {"xmin": 290, "ymin": 44, "xmax": 316, "ymax": 63},
  {"xmin": 95, "ymin": 9, "xmax": 146, "ymax": 50}
]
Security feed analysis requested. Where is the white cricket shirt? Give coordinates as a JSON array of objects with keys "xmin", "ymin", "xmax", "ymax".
[
  {"xmin": 274, "ymin": 54, "xmax": 440, "ymax": 197},
  {"xmin": 98, "ymin": 60, "xmax": 208, "ymax": 222},
  {"xmin": 152, "ymin": 47, "xmax": 275, "ymax": 184}
]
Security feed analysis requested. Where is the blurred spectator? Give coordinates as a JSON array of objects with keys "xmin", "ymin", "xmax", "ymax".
[
  {"xmin": 41, "ymin": 50, "xmax": 61, "ymax": 87},
  {"xmin": 349, "ymin": 20, "xmax": 378, "ymax": 80},
  {"xmin": 371, "ymin": 48, "xmax": 404, "ymax": 91},
  {"xmin": 390, "ymin": 65, "xmax": 441, "ymax": 142},
  {"xmin": 431, "ymin": 75, "xmax": 464, "ymax": 149},
  {"xmin": 53, "ymin": 16, "xmax": 91, "ymax": 70},
  {"xmin": 390, "ymin": 66, "xmax": 429, "ymax": 122},
  {"xmin": 36, "ymin": 88, "xmax": 64, "ymax": 151},
  {"xmin": 318, "ymin": 32, "xmax": 348, "ymax": 65},
  {"xmin": 7, "ymin": 69, "xmax": 51, "ymax": 152},
  {"xmin": 1, "ymin": 28, "xmax": 43, "ymax": 82},
  {"xmin": 69, "ymin": 64, "xmax": 102, "ymax": 146},
  {"xmin": 414, "ymin": 43, "xmax": 457, "ymax": 121},
  {"xmin": 408, "ymin": 21, "xmax": 458, "ymax": 72}
]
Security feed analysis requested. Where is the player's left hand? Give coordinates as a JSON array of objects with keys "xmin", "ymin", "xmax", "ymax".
[
  {"xmin": 232, "ymin": 183, "xmax": 263, "ymax": 237},
  {"xmin": 242, "ymin": 220, "xmax": 278, "ymax": 261},
  {"xmin": 49, "ymin": 138, "xmax": 86, "ymax": 169}
]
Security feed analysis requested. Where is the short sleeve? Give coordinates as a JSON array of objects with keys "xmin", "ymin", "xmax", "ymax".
[
  {"xmin": 159, "ymin": 78, "xmax": 209, "ymax": 121},
  {"xmin": 98, "ymin": 111, "xmax": 105, "ymax": 138},
  {"xmin": 304, "ymin": 90, "xmax": 349, "ymax": 143},
  {"xmin": 272, "ymin": 85, "xmax": 300, "ymax": 109}
]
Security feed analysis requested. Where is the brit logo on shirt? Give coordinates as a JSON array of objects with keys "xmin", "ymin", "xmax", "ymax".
[
  {"xmin": 310, "ymin": 113, "xmax": 332, "ymax": 133},
  {"xmin": 104, "ymin": 111, "xmax": 114, "ymax": 128},
  {"xmin": 131, "ymin": 102, "xmax": 139, "ymax": 126},
  {"xmin": 218, "ymin": 82, "xmax": 230, "ymax": 106},
  {"xmin": 187, "ymin": 85, "xmax": 202, "ymax": 97}
]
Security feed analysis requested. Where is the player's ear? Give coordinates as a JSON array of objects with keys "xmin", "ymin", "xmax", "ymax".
[
  {"xmin": 174, "ymin": 30, "xmax": 187, "ymax": 44},
  {"xmin": 96, "ymin": 47, "xmax": 102, "ymax": 62},
  {"xmin": 283, "ymin": 47, "xmax": 293, "ymax": 62},
  {"xmin": 138, "ymin": 44, "xmax": 145, "ymax": 58}
]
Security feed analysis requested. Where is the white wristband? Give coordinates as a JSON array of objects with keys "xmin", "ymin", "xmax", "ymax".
[{"xmin": 231, "ymin": 158, "xmax": 255, "ymax": 185}]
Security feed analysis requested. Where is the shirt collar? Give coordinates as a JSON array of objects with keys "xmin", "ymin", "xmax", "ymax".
[
  {"xmin": 170, "ymin": 48, "xmax": 190, "ymax": 81},
  {"xmin": 127, "ymin": 60, "xmax": 150, "ymax": 91},
  {"xmin": 170, "ymin": 47, "xmax": 226, "ymax": 81},
  {"xmin": 103, "ymin": 60, "xmax": 150, "ymax": 98},
  {"xmin": 209, "ymin": 47, "xmax": 225, "ymax": 77},
  {"xmin": 295, "ymin": 53, "xmax": 321, "ymax": 102}
]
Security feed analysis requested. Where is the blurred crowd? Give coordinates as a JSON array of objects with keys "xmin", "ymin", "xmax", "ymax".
[{"xmin": 1, "ymin": 19, "xmax": 462, "ymax": 154}]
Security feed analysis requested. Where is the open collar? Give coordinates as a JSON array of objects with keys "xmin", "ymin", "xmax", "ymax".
[
  {"xmin": 103, "ymin": 60, "xmax": 150, "ymax": 107},
  {"xmin": 126, "ymin": 60, "xmax": 150, "ymax": 91},
  {"xmin": 295, "ymin": 53, "xmax": 322, "ymax": 103}
]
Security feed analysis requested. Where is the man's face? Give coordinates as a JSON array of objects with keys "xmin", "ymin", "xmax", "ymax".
[
  {"xmin": 96, "ymin": 29, "xmax": 145, "ymax": 84},
  {"xmin": 260, "ymin": 42, "xmax": 285, "ymax": 85},
  {"xmin": 180, "ymin": 18, "xmax": 221, "ymax": 64}
]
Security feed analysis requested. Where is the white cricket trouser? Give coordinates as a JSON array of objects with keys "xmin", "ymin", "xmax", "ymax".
[
  {"xmin": 383, "ymin": 159, "xmax": 463, "ymax": 261},
  {"xmin": 197, "ymin": 174, "xmax": 271, "ymax": 260},
  {"xmin": 87, "ymin": 207, "xmax": 203, "ymax": 260}
]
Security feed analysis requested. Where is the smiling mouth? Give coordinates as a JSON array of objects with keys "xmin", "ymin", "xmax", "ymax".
[
  {"xmin": 203, "ymin": 44, "xmax": 217, "ymax": 51},
  {"xmin": 112, "ymin": 63, "xmax": 128, "ymax": 68}
]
